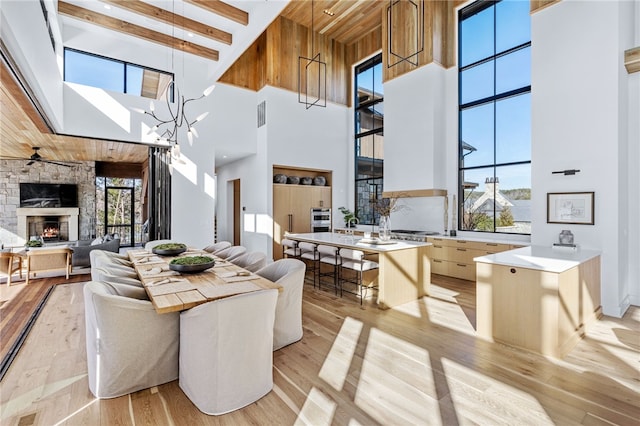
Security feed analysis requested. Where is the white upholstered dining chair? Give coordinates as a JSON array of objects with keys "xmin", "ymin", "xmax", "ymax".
[
  {"xmin": 203, "ymin": 241, "xmax": 232, "ymax": 254},
  {"xmin": 179, "ymin": 289, "xmax": 278, "ymax": 415},
  {"xmin": 256, "ymin": 259, "xmax": 306, "ymax": 350},
  {"xmin": 91, "ymin": 267, "xmax": 144, "ymax": 289},
  {"xmin": 214, "ymin": 245, "xmax": 247, "ymax": 262},
  {"xmin": 83, "ymin": 281, "xmax": 179, "ymax": 398},
  {"xmin": 230, "ymin": 251, "xmax": 267, "ymax": 272}
]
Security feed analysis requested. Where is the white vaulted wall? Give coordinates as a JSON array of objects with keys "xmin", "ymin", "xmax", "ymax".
[
  {"xmin": 531, "ymin": 0, "xmax": 637, "ymax": 317},
  {"xmin": 215, "ymin": 86, "xmax": 350, "ymax": 260}
]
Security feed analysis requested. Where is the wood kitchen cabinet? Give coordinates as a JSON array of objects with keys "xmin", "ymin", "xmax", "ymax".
[
  {"xmin": 475, "ymin": 247, "xmax": 601, "ymax": 357},
  {"xmin": 426, "ymin": 237, "xmax": 519, "ymax": 282},
  {"xmin": 273, "ymin": 165, "xmax": 332, "ymax": 260}
]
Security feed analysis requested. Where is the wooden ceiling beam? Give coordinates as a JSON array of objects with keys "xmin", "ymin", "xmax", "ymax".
[
  {"xmin": 184, "ymin": 0, "xmax": 249, "ymax": 26},
  {"xmin": 58, "ymin": 1, "xmax": 219, "ymax": 61},
  {"xmin": 101, "ymin": 0, "xmax": 232, "ymax": 45}
]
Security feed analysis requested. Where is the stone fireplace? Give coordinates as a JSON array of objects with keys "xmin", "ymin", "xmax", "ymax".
[{"xmin": 17, "ymin": 208, "xmax": 79, "ymax": 242}]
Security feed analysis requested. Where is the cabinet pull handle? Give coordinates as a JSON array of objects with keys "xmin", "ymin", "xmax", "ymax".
[
  {"xmin": 510, "ymin": 268, "xmax": 516, "ymax": 274},
  {"xmin": 486, "ymin": 243, "xmax": 498, "ymax": 246},
  {"xmin": 456, "ymin": 248, "xmax": 466, "ymax": 252},
  {"xmin": 433, "ymin": 259, "xmax": 442, "ymax": 263},
  {"xmin": 288, "ymin": 214, "xmax": 292, "ymax": 232},
  {"xmin": 457, "ymin": 264, "xmax": 466, "ymax": 267},
  {"xmin": 458, "ymin": 241, "xmax": 467, "ymax": 244},
  {"xmin": 320, "ymin": 200, "xmax": 323, "ymax": 207},
  {"xmin": 434, "ymin": 245, "xmax": 443, "ymax": 248}
]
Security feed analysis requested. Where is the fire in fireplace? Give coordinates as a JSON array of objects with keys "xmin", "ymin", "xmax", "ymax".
[
  {"xmin": 42, "ymin": 218, "xmax": 60, "ymax": 241},
  {"xmin": 28, "ymin": 216, "xmax": 70, "ymax": 242}
]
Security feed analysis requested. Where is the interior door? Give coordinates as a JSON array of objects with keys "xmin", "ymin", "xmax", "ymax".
[{"xmin": 105, "ymin": 186, "xmax": 134, "ymax": 246}]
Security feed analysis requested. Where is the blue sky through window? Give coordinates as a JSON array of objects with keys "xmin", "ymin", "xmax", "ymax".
[{"xmin": 460, "ymin": 0, "xmax": 531, "ymax": 191}]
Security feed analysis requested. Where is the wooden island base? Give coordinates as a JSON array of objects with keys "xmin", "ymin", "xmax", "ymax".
[{"xmin": 475, "ymin": 246, "xmax": 602, "ymax": 358}]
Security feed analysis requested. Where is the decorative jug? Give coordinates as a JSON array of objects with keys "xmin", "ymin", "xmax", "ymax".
[{"xmin": 559, "ymin": 230, "xmax": 574, "ymax": 244}]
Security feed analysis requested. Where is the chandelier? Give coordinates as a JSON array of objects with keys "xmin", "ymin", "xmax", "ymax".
[
  {"xmin": 133, "ymin": 81, "xmax": 215, "ymax": 147},
  {"xmin": 298, "ymin": 0, "xmax": 326, "ymax": 109}
]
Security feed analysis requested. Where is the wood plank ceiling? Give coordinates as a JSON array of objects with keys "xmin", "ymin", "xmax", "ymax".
[{"xmin": 1, "ymin": 0, "xmax": 388, "ymax": 165}]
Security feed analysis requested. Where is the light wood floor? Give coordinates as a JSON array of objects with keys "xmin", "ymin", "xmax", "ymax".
[{"xmin": 0, "ymin": 275, "xmax": 638, "ymax": 425}]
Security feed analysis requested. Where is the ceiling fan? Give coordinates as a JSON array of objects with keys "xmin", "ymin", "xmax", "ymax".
[{"xmin": 10, "ymin": 147, "xmax": 79, "ymax": 168}]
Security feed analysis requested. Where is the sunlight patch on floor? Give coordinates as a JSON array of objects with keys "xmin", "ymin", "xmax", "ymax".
[
  {"xmin": 0, "ymin": 373, "xmax": 87, "ymax": 421},
  {"xmin": 318, "ymin": 317, "xmax": 363, "ymax": 391},
  {"xmin": 294, "ymin": 386, "xmax": 336, "ymax": 426},
  {"xmin": 441, "ymin": 357, "xmax": 553, "ymax": 425},
  {"xmin": 354, "ymin": 328, "xmax": 441, "ymax": 425}
]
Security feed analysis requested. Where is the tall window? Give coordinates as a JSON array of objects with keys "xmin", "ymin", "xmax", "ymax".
[
  {"xmin": 458, "ymin": 0, "xmax": 531, "ymax": 234},
  {"xmin": 64, "ymin": 48, "xmax": 173, "ymax": 101},
  {"xmin": 354, "ymin": 54, "xmax": 384, "ymax": 225}
]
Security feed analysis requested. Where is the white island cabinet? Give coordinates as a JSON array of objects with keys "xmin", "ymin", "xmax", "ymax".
[{"xmin": 475, "ymin": 246, "xmax": 601, "ymax": 358}]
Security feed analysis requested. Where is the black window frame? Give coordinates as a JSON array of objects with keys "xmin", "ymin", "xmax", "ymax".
[
  {"xmin": 457, "ymin": 0, "xmax": 532, "ymax": 235},
  {"xmin": 63, "ymin": 47, "xmax": 174, "ymax": 101},
  {"xmin": 354, "ymin": 53, "xmax": 384, "ymax": 226}
]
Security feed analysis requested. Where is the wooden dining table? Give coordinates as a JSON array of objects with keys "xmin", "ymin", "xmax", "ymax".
[{"xmin": 127, "ymin": 248, "xmax": 281, "ymax": 314}]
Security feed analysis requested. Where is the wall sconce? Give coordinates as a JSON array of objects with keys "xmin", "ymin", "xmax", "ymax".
[
  {"xmin": 387, "ymin": 0, "xmax": 424, "ymax": 68},
  {"xmin": 552, "ymin": 169, "xmax": 581, "ymax": 176}
]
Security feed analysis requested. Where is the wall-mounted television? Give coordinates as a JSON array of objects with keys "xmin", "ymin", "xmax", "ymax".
[{"xmin": 19, "ymin": 183, "xmax": 78, "ymax": 208}]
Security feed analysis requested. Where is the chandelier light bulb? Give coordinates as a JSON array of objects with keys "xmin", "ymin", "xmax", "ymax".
[
  {"xmin": 203, "ymin": 84, "xmax": 216, "ymax": 97},
  {"xmin": 147, "ymin": 124, "xmax": 159, "ymax": 135},
  {"xmin": 194, "ymin": 111, "xmax": 209, "ymax": 123},
  {"xmin": 131, "ymin": 107, "xmax": 146, "ymax": 114},
  {"xmin": 187, "ymin": 130, "xmax": 193, "ymax": 145},
  {"xmin": 149, "ymin": 101, "xmax": 155, "ymax": 112},
  {"xmin": 190, "ymin": 126, "xmax": 199, "ymax": 138}
]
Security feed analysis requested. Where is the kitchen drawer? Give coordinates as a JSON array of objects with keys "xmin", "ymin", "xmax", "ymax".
[
  {"xmin": 448, "ymin": 262, "xmax": 476, "ymax": 281},
  {"xmin": 448, "ymin": 247, "xmax": 479, "ymax": 264},
  {"xmin": 430, "ymin": 258, "xmax": 449, "ymax": 276},
  {"xmin": 429, "ymin": 243, "xmax": 448, "ymax": 260}
]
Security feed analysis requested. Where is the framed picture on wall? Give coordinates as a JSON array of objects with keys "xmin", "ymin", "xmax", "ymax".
[{"xmin": 547, "ymin": 192, "xmax": 595, "ymax": 225}]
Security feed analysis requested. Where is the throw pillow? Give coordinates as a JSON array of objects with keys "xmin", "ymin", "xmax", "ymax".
[{"xmin": 91, "ymin": 237, "xmax": 103, "ymax": 246}]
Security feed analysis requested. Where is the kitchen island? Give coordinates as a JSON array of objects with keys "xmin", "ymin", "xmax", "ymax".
[
  {"xmin": 286, "ymin": 232, "xmax": 431, "ymax": 309},
  {"xmin": 475, "ymin": 245, "xmax": 602, "ymax": 358}
]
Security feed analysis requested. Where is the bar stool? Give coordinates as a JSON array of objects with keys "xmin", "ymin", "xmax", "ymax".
[
  {"xmin": 298, "ymin": 242, "xmax": 319, "ymax": 287},
  {"xmin": 339, "ymin": 249, "xmax": 379, "ymax": 305},
  {"xmin": 318, "ymin": 245, "xmax": 340, "ymax": 295},
  {"xmin": 282, "ymin": 239, "xmax": 301, "ymax": 259}
]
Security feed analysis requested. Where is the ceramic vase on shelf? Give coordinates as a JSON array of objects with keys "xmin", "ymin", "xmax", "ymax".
[
  {"xmin": 559, "ymin": 230, "xmax": 574, "ymax": 245},
  {"xmin": 379, "ymin": 215, "xmax": 391, "ymax": 241}
]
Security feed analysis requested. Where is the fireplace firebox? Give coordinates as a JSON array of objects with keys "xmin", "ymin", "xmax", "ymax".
[{"xmin": 29, "ymin": 217, "xmax": 69, "ymax": 242}]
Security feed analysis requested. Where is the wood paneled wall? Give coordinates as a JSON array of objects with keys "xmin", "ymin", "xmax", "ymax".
[
  {"xmin": 382, "ymin": 0, "xmax": 461, "ymax": 82},
  {"xmin": 530, "ymin": 0, "xmax": 561, "ymax": 13},
  {"xmin": 220, "ymin": 1, "xmax": 557, "ymax": 103},
  {"xmin": 220, "ymin": 16, "xmax": 351, "ymax": 105}
]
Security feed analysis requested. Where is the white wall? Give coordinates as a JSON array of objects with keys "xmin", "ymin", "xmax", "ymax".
[
  {"xmin": 531, "ymin": 0, "xmax": 636, "ymax": 317},
  {"xmin": 61, "ymin": 21, "xmax": 220, "ymax": 249},
  {"xmin": 1, "ymin": 0, "xmax": 64, "ymax": 129},
  {"xmin": 384, "ymin": 64, "xmax": 448, "ymax": 192},
  {"xmin": 627, "ymin": 0, "xmax": 640, "ymax": 307},
  {"xmin": 216, "ymin": 86, "xmax": 351, "ymax": 260}
]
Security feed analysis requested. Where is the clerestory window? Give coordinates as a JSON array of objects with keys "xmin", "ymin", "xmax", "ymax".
[{"xmin": 63, "ymin": 48, "xmax": 173, "ymax": 101}]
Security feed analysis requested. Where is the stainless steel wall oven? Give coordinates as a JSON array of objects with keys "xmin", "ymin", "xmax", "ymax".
[{"xmin": 311, "ymin": 208, "xmax": 331, "ymax": 232}]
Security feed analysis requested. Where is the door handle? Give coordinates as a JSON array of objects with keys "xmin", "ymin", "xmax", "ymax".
[{"xmin": 288, "ymin": 214, "xmax": 293, "ymax": 232}]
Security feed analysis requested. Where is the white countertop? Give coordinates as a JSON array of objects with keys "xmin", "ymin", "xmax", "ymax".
[
  {"xmin": 286, "ymin": 232, "xmax": 431, "ymax": 252},
  {"xmin": 474, "ymin": 245, "xmax": 601, "ymax": 273},
  {"xmin": 333, "ymin": 228, "xmax": 530, "ymax": 246}
]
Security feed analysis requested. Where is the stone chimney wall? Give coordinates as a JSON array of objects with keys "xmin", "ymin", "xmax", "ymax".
[{"xmin": 0, "ymin": 160, "xmax": 96, "ymax": 247}]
